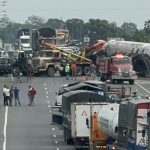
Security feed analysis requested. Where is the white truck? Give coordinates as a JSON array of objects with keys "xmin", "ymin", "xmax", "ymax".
[
  {"xmin": 18, "ymin": 28, "xmax": 32, "ymax": 52},
  {"xmin": 63, "ymin": 102, "xmax": 110, "ymax": 149}
]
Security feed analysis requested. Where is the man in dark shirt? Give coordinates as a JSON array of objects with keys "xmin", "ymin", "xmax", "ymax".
[{"xmin": 14, "ymin": 86, "xmax": 21, "ymax": 106}]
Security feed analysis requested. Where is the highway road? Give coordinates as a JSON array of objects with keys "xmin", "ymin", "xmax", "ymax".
[{"xmin": 0, "ymin": 76, "xmax": 150, "ymax": 150}]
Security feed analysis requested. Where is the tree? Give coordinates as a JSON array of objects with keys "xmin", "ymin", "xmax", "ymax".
[
  {"xmin": 66, "ymin": 18, "xmax": 84, "ymax": 42},
  {"xmin": 45, "ymin": 18, "xmax": 64, "ymax": 29},
  {"xmin": 25, "ymin": 15, "xmax": 45, "ymax": 28},
  {"xmin": 85, "ymin": 19, "xmax": 119, "ymax": 42},
  {"xmin": 121, "ymin": 22, "xmax": 137, "ymax": 40}
]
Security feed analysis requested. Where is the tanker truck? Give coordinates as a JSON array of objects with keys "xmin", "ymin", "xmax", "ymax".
[
  {"xmin": 92, "ymin": 98, "xmax": 150, "ymax": 150},
  {"xmin": 90, "ymin": 40, "xmax": 150, "ymax": 77}
]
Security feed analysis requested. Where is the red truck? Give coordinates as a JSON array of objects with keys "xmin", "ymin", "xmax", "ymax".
[{"xmin": 96, "ymin": 53, "xmax": 137, "ymax": 84}]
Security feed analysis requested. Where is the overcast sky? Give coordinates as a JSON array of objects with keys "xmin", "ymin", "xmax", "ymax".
[{"xmin": 3, "ymin": 0, "xmax": 150, "ymax": 28}]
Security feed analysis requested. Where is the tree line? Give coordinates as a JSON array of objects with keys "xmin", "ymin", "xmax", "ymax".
[{"xmin": 0, "ymin": 15, "xmax": 150, "ymax": 45}]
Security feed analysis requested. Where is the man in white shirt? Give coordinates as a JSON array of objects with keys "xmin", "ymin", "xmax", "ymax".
[
  {"xmin": 3, "ymin": 85, "xmax": 7, "ymax": 106},
  {"xmin": 5, "ymin": 87, "xmax": 11, "ymax": 106}
]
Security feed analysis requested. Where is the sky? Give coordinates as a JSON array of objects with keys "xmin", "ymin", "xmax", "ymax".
[{"xmin": 2, "ymin": 0, "xmax": 150, "ymax": 29}]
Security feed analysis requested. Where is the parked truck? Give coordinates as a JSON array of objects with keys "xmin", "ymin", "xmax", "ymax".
[
  {"xmin": 87, "ymin": 98, "xmax": 150, "ymax": 150},
  {"xmin": 31, "ymin": 31, "xmax": 92, "ymax": 76},
  {"xmin": 0, "ymin": 50, "xmax": 11, "ymax": 75},
  {"xmin": 52, "ymin": 87, "xmax": 150, "ymax": 150},
  {"xmin": 17, "ymin": 28, "xmax": 32, "ymax": 52},
  {"xmin": 96, "ymin": 53, "xmax": 137, "ymax": 84},
  {"xmin": 60, "ymin": 90, "xmax": 106, "ymax": 149}
]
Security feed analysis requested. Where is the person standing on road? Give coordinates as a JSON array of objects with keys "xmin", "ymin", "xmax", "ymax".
[
  {"xmin": 15, "ymin": 68, "xmax": 22, "ymax": 83},
  {"xmin": 65, "ymin": 63, "xmax": 70, "ymax": 80},
  {"xmin": 14, "ymin": 86, "xmax": 21, "ymax": 106},
  {"xmin": 30, "ymin": 87, "xmax": 36, "ymax": 105},
  {"xmin": 27, "ymin": 64, "xmax": 32, "ymax": 82},
  {"xmin": 3, "ymin": 85, "xmax": 7, "ymax": 106},
  {"xmin": 91, "ymin": 63, "xmax": 96, "ymax": 80},
  {"xmin": 10, "ymin": 86, "xmax": 14, "ymax": 106},
  {"xmin": 71, "ymin": 62, "xmax": 77, "ymax": 80},
  {"xmin": 28, "ymin": 85, "xmax": 33, "ymax": 106},
  {"xmin": 5, "ymin": 86, "xmax": 11, "ymax": 106}
]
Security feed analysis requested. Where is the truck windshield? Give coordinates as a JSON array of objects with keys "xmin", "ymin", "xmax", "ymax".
[
  {"xmin": 112, "ymin": 57, "xmax": 131, "ymax": 64},
  {"xmin": 39, "ymin": 51, "xmax": 53, "ymax": 57},
  {"xmin": 21, "ymin": 39, "xmax": 30, "ymax": 43}
]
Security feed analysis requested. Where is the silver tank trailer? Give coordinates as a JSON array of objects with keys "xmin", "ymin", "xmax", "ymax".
[{"xmin": 101, "ymin": 40, "xmax": 150, "ymax": 77}]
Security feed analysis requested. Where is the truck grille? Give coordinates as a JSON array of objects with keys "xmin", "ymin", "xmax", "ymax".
[
  {"xmin": 122, "ymin": 72, "xmax": 130, "ymax": 77},
  {"xmin": 32, "ymin": 59, "xmax": 40, "ymax": 67}
]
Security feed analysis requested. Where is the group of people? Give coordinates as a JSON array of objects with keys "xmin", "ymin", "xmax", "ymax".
[
  {"xmin": 13, "ymin": 63, "xmax": 33, "ymax": 83},
  {"xmin": 3, "ymin": 85, "xmax": 21, "ymax": 106},
  {"xmin": 2, "ymin": 84, "xmax": 37, "ymax": 106},
  {"xmin": 64, "ymin": 62, "xmax": 97, "ymax": 80},
  {"xmin": 65, "ymin": 62, "xmax": 77, "ymax": 80}
]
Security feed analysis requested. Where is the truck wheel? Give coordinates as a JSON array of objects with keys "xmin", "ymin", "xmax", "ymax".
[
  {"xmin": 76, "ymin": 66, "xmax": 83, "ymax": 76},
  {"xmin": 59, "ymin": 70, "xmax": 65, "ymax": 77},
  {"xmin": 47, "ymin": 67, "xmax": 55, "ymax": 77},
  {"xmin": 34, "ymin": 73, "xmax": 39, "ymax": 77},
  {"xmin": 111, "ymin": 79, "xmax": 115, "ymax": 84},
  {"xmin": 101, "ymin": 76, "xmax": 106, "ymax": 82},
  {"xmin": 129, "ymin": 80, "xmax": 134, "ymax": 85},
  {"xmin": 84, "ymin": 66, "xmax": 91, "ymax": 76}
]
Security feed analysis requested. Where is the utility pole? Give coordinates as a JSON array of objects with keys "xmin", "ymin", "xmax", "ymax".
[
  {"xmin": 89, "ymin": 99, "xmax": 93, "ymax": 150},
  {"xmin": 123, "ymin": 22, "xmax": 126, "ymax": 40},
  {"xmin": 148, "ymin": 111, "xmax": 150, "ymax": 150}
]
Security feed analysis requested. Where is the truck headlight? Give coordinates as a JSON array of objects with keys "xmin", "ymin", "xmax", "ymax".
[
  {"xmin": 132, "ymin": 70, "xmax": 136, "ymax": 75},
  {"xmin": 118, "ymin": 72, "xmax": 122, "ymax": 75},
  {"xmin": 42, "ymin": 61, "xmax": 46, "ymax": 67}
]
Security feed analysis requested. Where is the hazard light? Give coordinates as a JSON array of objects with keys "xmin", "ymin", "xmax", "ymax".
[{"xmin": 115, "ymin": 54, "xmax": 124, "ymax": 59}]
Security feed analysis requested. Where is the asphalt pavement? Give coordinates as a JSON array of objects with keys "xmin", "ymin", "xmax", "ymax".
[{"xmin": 0, "ymin": 76, "xmax": 149, "ymax": 150}]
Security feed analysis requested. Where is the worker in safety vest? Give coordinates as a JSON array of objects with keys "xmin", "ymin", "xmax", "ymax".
[{"xmin": 65, "ymin": 63, "xmax": 70, "ymax": 80}]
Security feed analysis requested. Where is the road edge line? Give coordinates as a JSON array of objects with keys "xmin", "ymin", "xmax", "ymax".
[
  {"xmin": 135, "ymin": 82, "xmax": 150, "ymax": 94},
  {"xmin": 3, "ymin": 106, "xmax": 8, "ymax": 150}
]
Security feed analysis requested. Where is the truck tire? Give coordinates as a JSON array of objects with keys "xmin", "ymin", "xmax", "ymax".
[
  {"xmin": 34, "ymin": 73, "xmax": 40, "ymax": 77},
  {"xmin": 59, "ymin": 70, "xmax": 65, "ymax": 77},
  {"xmin": 129, "ymin": 80, "xmax": 134, "ymax": 85},
  {"xmin": 101, "ymin": 76, "xmax": 106, "ymax": 82},
  {"xmin": 76, "ymin": 66, "xmax": 83, "ymax": 76},
  {"xmin": 84, "ymin": 66, "xmax": 91, "ymax": 76},
  {"xmin": 65, "ymin": 131, "xmax": 72, "ymax": 145},
  {"xmin": 111, "ymin": 79, "xmax": 115, "ymax": 84},
  {"xmin": 47, "ymin": 67, "xmax": 55, "ymax": 77}
]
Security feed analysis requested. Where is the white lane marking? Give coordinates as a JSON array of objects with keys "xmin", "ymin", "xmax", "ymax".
[
  {"xmin": 49, "ymin": 110, "xmax": 51, "ymax": 113},
  {"xmin": 44, "ymin": 87, "xmax": 47, "ymax": 90},
  {"xmin": 52, "ymin": 128, "xmax": 55, "ymax": 131},
  {"xmin": 56, "ymin": 148, "xmax": 59, "ymax": 150},
  {"xmin": 46, "ymin": 96, "xmax": 49, "ymax": 99},
  {"xmin": 3, "ymin": 106, "xmax": 8, "ymax": 150},
  {"xmin": 48, "ymin": 105, "xmax": 51, "ymax": 108},
  {"xmin": 135, "ymin": 82, "xmax": 150, "ymax": 94},
  {"xmin": 53, "ymin": 134, "xmax": 56, "ymax": 138},
  {"xmin": 47, "ymin": 101, "xmax": 50, "ymax": 103},
  {"xmin": 55, "ymin": 141, "xmax": 58, "ymax": 144},
  {"xmin": 46, "ymin": 91, "xmax": 48, "ymax": 94},
  {"xmin": 44, "ymin": 83, "xmax": 47, "ymax": 86}
]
